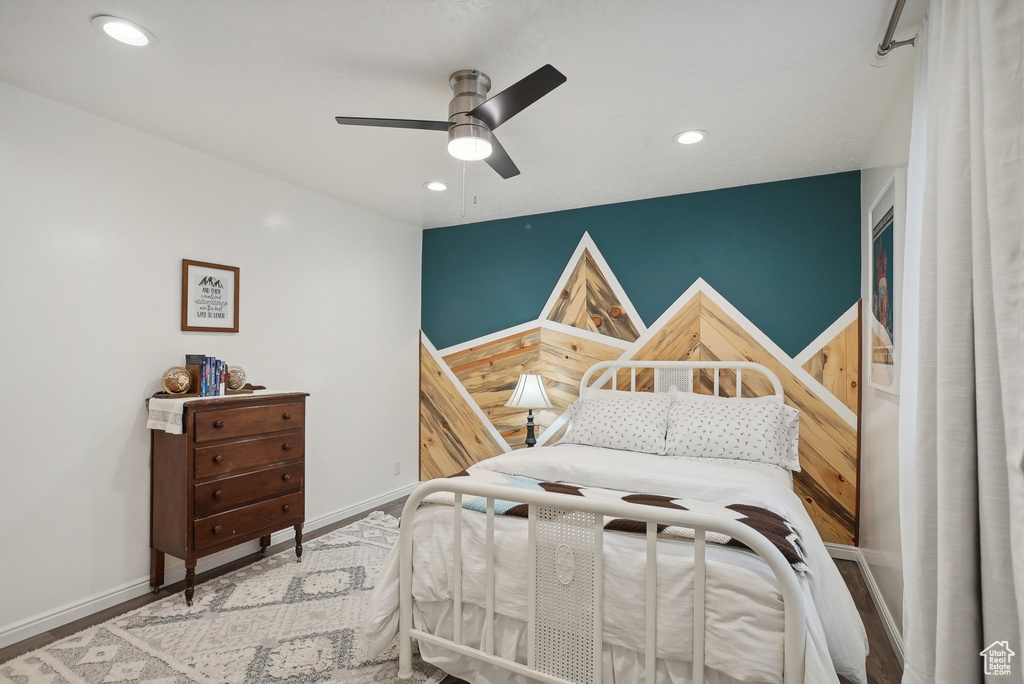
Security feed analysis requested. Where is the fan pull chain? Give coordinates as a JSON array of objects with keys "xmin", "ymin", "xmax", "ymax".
[
  {"xmin": 474, "ymin": 159, "xmax": 478, "ymax": 205},
  {"xmin": 461, "ymin": 161, "xmax": 466, "ymax": 218}
]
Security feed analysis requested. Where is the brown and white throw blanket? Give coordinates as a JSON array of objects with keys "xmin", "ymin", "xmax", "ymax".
[{"xmin": 422, "ymin": 469, "xmax": 810, "ymax": 575}]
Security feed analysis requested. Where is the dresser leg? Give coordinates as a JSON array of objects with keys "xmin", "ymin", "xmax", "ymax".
[
  {"xmin": 260, "ymin": 534, "xmax": 272, "ymax": 553},
  {"xmin": 184, "ymin": 561, "xmax": 197, "ymax": 606},
  {"xmin": 150, "ymin": 549, "xmax": 164, "ymax": 594},
  {"xmin": 294, "ymin": 524, "xmax": 303, "ymax": 563}
]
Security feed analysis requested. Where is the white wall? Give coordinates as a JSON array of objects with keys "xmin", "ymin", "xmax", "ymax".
[
  {"xmin": 0, "ymin": 81, "xmax": 422, "ymax": 644},
  {"xmin": 858, "ymin": 54, "xmax": 915, "ymax": 649},
  {"xmin": 860, "ymin": 165, "xmax": 906, "ymax": 635}
]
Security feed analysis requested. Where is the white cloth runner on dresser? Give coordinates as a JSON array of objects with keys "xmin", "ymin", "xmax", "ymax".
[{"xmin": 146, "ymin": 390, "xmax": 276, "ymax": 434}]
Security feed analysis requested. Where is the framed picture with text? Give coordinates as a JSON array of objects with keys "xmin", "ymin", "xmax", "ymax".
[{"xmin": 181, "ymin": 259, "xmax": 239, "ymax": 333}]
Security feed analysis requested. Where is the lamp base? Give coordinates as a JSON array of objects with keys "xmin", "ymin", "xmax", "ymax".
[{"xmin": 525, "ymin": 408, "xmax": 536, "ymax": 448}]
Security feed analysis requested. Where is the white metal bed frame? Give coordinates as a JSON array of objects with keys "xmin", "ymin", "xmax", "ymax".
[{"xmin": 398, "ymin": 361, "xmax": 806, "ymax": 684}]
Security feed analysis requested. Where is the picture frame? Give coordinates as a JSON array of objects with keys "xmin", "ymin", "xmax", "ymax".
[
  {"xmin": 866, "ymin": 173, "xmax": 901, "ymax": 394},
  {"xmin": 181, "ymin": 259, "xmax": 239, "ymax": 333}
]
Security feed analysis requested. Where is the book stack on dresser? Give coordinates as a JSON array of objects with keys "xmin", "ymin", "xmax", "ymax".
[{"xmin": 149, "ymin": 392, "xmax": 309, "ymax": 605}]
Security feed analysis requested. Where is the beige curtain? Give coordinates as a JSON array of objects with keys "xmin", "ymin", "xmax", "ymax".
[{"xmin": 903, "ymin": 1, "xmax": 1024, "ymax": 682}]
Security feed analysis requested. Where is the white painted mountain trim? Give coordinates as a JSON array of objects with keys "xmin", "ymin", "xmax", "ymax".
[
  {"xmin": 537, "ymin": 231, "xmax": 647, "ymax": 334},
  {"xmin": 436, "ymin": 320, "xmax": 542, "ymax": 357},
  {"xmin": 436, "ymin": 317, "xmax": 632, "ymax": 359},
  {"xmin": 615, "ymin": 279, "xmax": 858, "ymax": 429},
  {"xmin": 699, "ymin": 285, "xmax": 858, "ymax": 428},
  {"xmin": 435, "ymin": 277, "xmax": 857, "ymax": 440},
  {"xmin": 0, "ymin": 481, "xmax": 420, "ymax": 650},
  {"xmin": 793, "ymin": 302, "xmax": 860, "ymax": 367},
  {"xmin": 539, "ymin": 318, "xmax": 632, "ymax": 349},
  {"xmin": 421, "ymin": 334, "xmax": 511, "ymax": 453},
  {"xmin": 536, "ymin": 410, "xmax": 571, "ymax": 446}
]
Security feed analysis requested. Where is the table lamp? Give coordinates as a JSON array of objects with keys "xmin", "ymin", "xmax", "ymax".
[{"xmin": 505, "ymin": 373, "xmax": 553, "ymax": 448}]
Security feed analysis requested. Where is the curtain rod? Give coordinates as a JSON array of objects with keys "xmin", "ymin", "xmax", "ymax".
[{"xmin": 877, "ymin": 0, "xmax": 917, "ymax": 56}]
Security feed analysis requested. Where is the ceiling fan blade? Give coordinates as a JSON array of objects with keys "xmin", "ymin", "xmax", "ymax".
[
  {"xmin": 485, "ymin": 135, "xmax": 520, "ymax": 179},
  {"xmin": 334, "ymin": 116, "xmax": 450, "ymax": 132},
  {"xmin": 469, "ymin": 64, "xmax": 566, "ymax": 130}
]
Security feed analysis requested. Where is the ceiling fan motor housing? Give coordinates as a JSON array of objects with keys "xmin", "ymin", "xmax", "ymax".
[{"xmin": 448, "ymin": 69, "xmax": 493, "ymax": 151}]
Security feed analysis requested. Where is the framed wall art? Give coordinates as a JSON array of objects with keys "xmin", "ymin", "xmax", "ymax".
[
  {"xmin": 181, "ymin": 259, "xmax": 239, "ymax": 333},
  {"xmin": 867, "ymin": 174, "xmax": 899, "ymax": 393}
]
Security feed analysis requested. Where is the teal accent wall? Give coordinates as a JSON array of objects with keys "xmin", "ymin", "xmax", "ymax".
[{"xmin": 422, "ymin": 171, "xmax": 861, "ymax": 357}]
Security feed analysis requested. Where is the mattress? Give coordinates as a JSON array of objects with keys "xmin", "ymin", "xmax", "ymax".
[{"xmin": 363, "ymin": 444, "xmax": 867, "ymax": 684}]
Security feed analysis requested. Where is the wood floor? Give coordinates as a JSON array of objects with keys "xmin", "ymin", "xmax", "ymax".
[{"xmin": 0, "ymin": 497, "xmax": 902, "ymax": 683}]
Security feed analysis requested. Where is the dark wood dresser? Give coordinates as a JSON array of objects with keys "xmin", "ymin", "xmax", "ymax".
[{"xmin": 149, "ymin": 392, "xmax": 309, "ymax": 605}]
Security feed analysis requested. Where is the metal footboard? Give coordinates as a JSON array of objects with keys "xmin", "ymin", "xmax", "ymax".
[{"xmin": 397, "ymin": 478, "xmax": 807, "ymax": 684}]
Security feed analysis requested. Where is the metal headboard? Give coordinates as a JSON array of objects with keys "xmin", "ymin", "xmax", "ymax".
[
  {"xmin": 580, "ymin": 360, "xmax": 784, "ymax": 398},
  {"xmin": 536, "ymin": 361, "xmax": 784, "ymax": 447}
]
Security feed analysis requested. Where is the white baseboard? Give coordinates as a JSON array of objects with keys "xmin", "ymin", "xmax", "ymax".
[
  {"xmin": 824, "ymin": 543, "xmax": 904, "ymax": 665},
  {"xmin": 855, "ymin": 548, "xmax": 905, "ymax": 665},
  {"xmin": 824, "ymin": 542, "xmax": 860, "ymax": 562},
  {"xmin": 0, "ymin": 482, "xmax": 420, "ymax": 651}
]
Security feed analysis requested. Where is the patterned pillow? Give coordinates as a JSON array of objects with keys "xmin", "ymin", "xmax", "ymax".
[
  {"xmin": 665, "ymin": 393, "xmax": 800, "ymax": 470},
  {"xmin": 561, "ymin": 391, "xmax": 672, "ymax": 455}
]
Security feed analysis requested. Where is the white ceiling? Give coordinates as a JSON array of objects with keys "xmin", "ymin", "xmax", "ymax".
[{"xmin": 0, "ymin": 1, "xmax": 920, "ymax": 228}]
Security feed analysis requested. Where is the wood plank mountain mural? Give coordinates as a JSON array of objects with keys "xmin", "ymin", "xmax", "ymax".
[{"xmin": 419, "ymin": 232, "xmax": 862, "ymax": 545}]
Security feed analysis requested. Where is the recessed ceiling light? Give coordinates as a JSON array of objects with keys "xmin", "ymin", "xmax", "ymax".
[
  {"xmin": 92, "ymin": 15, "xmax": 156, "ymax": 47},
  {"xmin": 424, "ymin": 181, "xmax": 448, "ymax": 192},
  {"xmin": 674, "ymin": 129, "xmax": 708, "ymax": 145}
]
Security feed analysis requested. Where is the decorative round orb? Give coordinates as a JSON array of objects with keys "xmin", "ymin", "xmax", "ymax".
[
  {"xmin": 226, "ymin": 365, "xmax": 247, "ymax": 391},
  {"xmin": 161, "ymin": 366, "xmax": 191, "ymax": 394}
]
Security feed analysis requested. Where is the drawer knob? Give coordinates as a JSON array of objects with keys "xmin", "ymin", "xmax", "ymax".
[
  {"xmin": 213, "ymin": 490, "xmax": 223, "ymax": 499},
  {"xmin": 282, "ymin": 473, "xmax": 292, "ymax": 482},
  {"xmin": 283, "ymin": 504, "xmax": 293, "ymax": 513},
  {"xmin": 282, "ymin": 412, "xmax": 292, "ymax": 420},
  {"xmin": 213, "ymin": 525, "xmax": 223, "ymax": 535},
  {"xmin": 282, "ymin": 443, "xmax": 293, "ymax": 451},
  {"xmin": 213, "ymin": 420, "xmax": 224, "ymax": 429},
  {"xmin": 213, "ymin": 454, "xmax": 224, "ymax": 464}
]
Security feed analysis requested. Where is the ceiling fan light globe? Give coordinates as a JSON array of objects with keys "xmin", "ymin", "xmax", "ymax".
[{"xmin": 448, "ymin": 136, "xmax": 492, "ymax": 161}]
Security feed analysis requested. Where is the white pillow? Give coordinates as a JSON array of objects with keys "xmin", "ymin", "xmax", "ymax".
[
  {"xmin": 665, "ymin": 392, "xmax": 801, "ymax": 470},
  {"xmin": 561, "ymin": 391, "xmax": 672, "ymax": 455},
  {"xmin": 670, "ymin": 390, "xmax": 800, "ymax": 468}
]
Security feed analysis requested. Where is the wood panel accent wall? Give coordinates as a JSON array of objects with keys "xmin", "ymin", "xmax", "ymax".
[
  {"xmin": 538, "ymin": 328, "xmax": 626, "ymax": 428},
  {"xmin": 419, "ymin": 232, "xmax": 861, "ymax": 545},
  {"xmin": 440, "ymin": 327, "xmax": 623, "ymax": 453},
  {"xmin": 445, "ymin": 329, "xmax": 543, "ymax": 447},
  {"xmin": 547, "ymin": 249, "xmax": 639, "ymax": 342},
  {"xmin": 419, "ymin": 342, "xmax": 506, "ymax": 480},
  {"xmin": 617, "ymin": 293, "xmax": 860, "ymax": 545},
  {"xmin": 802, "ymin": 315, "xmax": 860, "ymax": 413}
]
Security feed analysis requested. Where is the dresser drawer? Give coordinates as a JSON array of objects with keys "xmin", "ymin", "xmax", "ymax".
[
  {"xmin": 194, "ymin": 402, "xmax": 304, "ymax": 442},
  {"xmin": 194, "ymin": 432, "xmax": 302, "ymax": 479},
  {"xmin": 193, "ymin": 463, "xmax": 303, "ymax": 517},
  {"xmin": 194, "ymin": 492, "xmax": 303, "ymax": 551}
]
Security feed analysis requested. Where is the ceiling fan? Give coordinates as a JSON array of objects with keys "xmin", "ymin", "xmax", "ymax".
[{"xmin": 334, "ymin": 64, "xmax": 566, "ymax": 179}]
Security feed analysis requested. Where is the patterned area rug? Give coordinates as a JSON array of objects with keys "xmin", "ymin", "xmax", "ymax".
[{"xmin": 0, "ymin": 512, "xmax": 443, "ymax": 683}]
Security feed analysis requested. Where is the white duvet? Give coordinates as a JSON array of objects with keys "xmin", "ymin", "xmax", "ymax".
[{"xmin": 364, "ymin": 445, "xmax": 867, "ymax": 684}]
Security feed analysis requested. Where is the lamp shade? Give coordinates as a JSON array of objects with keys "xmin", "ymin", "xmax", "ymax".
[{"xmin": 504, "ymin": 373, "xmax": 553, "ymax": 410}]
